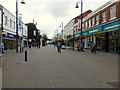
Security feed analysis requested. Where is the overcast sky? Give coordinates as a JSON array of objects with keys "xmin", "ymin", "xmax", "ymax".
[{"xmin": 1, "ymin": 0, "xmax": 110, "ymax": 39}]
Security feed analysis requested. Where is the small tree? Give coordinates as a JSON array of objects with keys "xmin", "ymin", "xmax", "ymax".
[
  {"xmin": 42, "ymin": 34, "xmax": 48, "ymax": 42},
  {"xmin": 35, "ymin": 34, "xmax": 42, "ymax": 42}
]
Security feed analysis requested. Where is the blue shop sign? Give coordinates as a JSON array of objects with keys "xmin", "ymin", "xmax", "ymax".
[
  {"xmin": 82, "ymin": 30, "xmax": 88, "ymax": 35},
  {"xmin": 3, "ymin": 32, "xmax": 23, "ymax": 40},
  {"xmin": 8, "ymin": 33, "xmax": 15, "ymax": 39},
  {"xmin": 87, "ymin": 26, "xmax": 102, "ymax": 35},
  {"xmin": 74, "ymin": 33, "xmax": 80, "ymax": 37},
  {"xmin": 72, "ymin": 26, "xmax": 102, "ymax": 37},
  {"xmin": 70, "ymin": 20, "xmax": 120, "ymax": 37},
  {"xmin": 103, "ymin": 20, "xmax": 120, "ymax": 32},
  {"xmin": 71, "ymin": 33, "xmax": 80, "ymax": 37}
]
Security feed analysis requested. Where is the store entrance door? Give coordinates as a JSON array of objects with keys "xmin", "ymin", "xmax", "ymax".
[{"xmin": 109, "ymin": 30, "xmax": 120, "ymax": 52}]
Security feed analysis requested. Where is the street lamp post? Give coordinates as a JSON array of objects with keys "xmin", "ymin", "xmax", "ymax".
[
  {"xmin": 57, "ymin": 29, "xmax": 58, "ymax": 41},
  {"xmin": 16, "ymin": 0, "xmax": 25, "ymax": 53},
  {"xmin": 75, "ymin": 0, "xmax": 83, "ymax": 43},
  {"xmin": 0, "ymin": 5, "xmax": 4, "ymax": 54},
  {"xmin": 59, "ymin": 22, "xmax": 63, "ymax": 40},
  {"xmin": 21, "ymin": 22, "xmax": 24, "ymax": 51},
  {"xmin": 73, "ymin": 22, "xmax": 74, "ymax": 50}
]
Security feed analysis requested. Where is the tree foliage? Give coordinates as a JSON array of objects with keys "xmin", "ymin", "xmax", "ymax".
[
  {"xmin": 42, "ymin": 34, "xmax": 48, "ymax": 42},
  {"xmin": 35, "ymin": 34, "xmax": 42, "ymax": 42},
  {"xmin": 25, "ymin": 23, "xmax": 36, "ymax": 39},
  {"xmin": 26, "ymin": 23, "xmax": 42, "ymax": 42}
]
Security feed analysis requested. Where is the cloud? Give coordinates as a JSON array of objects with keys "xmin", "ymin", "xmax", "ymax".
[
  {"xmin": 1, "ymin": 0, "xmax": 111, "ymax": 39},
  {"xmin": 46, "ymin": 2, "xmax": 72, "ymax": 18}
]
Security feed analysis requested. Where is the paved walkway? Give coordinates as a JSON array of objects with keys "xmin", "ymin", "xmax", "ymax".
[
  {"xmin": 2, "ymin": 45, "xmax": 118, "ymax": 88},
  {"xmin": 0, "ymin": 54, "xmax": 2, "ymax": 89}
]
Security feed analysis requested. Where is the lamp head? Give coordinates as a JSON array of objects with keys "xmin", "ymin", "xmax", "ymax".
[
  {"xmin": 75, "ymin": 2, "xmax": 79, "ymax": 8},
  {"xmin": 21, "ymin": 0, "xmax": 25, "ymax": 4}
]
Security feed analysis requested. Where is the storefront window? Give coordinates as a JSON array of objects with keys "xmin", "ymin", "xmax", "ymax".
[
  {"xmin": 96, "ymin": 33, "xmax": 105, "ymax": 50},
  {"xmin": 116, "ymin": 30, "xmax": 120, "ymax": 52},
  {"xmin": 109, "ymin": 30, "xmax": 120, "ymax": 52},
  {"xmin": 109, "ymin": 32, "xmax": 115, "ymax": 51}
]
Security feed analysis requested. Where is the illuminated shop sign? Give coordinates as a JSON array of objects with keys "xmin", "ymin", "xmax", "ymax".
[{"xmin": 103, "ymin": 20, "xmax": 120, "ymax": 31}]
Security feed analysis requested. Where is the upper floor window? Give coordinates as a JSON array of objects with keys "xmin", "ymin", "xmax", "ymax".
[
  {"xmin": 102, "ymin": 11, "xmax": 107, "ymax": 22},
  {"xmin": 4, "ymin": 16, "xmax": 8, "ymax": 25},
  {"xmin": 13, "ymin": 21, "xmax": 15, "ymax": 29},
  {"xmin": 110, "ymin": 5, "xmax": 116, "ymax": 20},
  {"xmin": 88, "ymin": 19, "xmax": 91, "ymax": 28},
  {"xmin": 10, "ymin": 19, "xmax": 12, "ymax": 27},
  {"xmin": 86, "ymin": 21, "xmax": 88, "ymax": 29},
  {"xmin": 96, "ymin": 15, "xmax": 99, "ymax": 25},
  {"xmin": 82, "ymin": 23, "xmax": 84, "ymax": 30},
  {"xmin": 92, "ymin": 17, "xmax": 95, "ymax": 27},
  {"xmin": 77, "ymin": 19, "xmax": 81, "ymax": 30}
]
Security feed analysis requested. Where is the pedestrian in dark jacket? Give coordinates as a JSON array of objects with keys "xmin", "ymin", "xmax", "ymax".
[
  {"xmin": 91, "ymin": 42, "xmax": 96, "ymax": 53},
  {"xmin": 80, "ymin": 42, "xmax": 84, "ymax": 51},
  {"xmin": 38, "ymin": 42, "xmax": 41, "ymax": 48},
  {"xmin": 57, "ymin": 42, "xmax": 62, "ymax": 53},
  {"xmin": 77, "ymin": 42, "xmax": 80, "ymax": 51}
]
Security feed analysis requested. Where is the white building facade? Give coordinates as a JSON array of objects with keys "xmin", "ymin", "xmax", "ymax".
[
  {"xmin": 64, "ymin": 19, "xmax": 74, "ymax": 40},
  {"xmin": 0, "ymin": 5, "xmax": 28, "ymax": 50}
]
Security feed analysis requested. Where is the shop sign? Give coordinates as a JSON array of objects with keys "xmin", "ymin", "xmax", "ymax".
[
  {"xmin": 74, "ymin": 33, "xmax": 80, "ymax": 37},
  {"xmin": 88, "ymin": 26, "xmax": 102, "ymax": 35},
  {"xmin": 103, "ymin": 20, "xmax": 120, "ymax": 31},
  {"xmin": 3, "ymin": 32, "xmax": 22, "ymax": 40},
  {"xmin": 83, "ymin": 30, "xmax": 88, "ymax": 35},
  {"xmin": 8, "ymin": 33, "xmax": 15, "ymax": 38}
]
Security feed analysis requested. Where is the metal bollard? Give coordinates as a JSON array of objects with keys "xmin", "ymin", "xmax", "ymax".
[
  {"xmin": 20, "ymin": 47, "xmax": 22, "ymax": 53},
  {"xmin": 118, "ymin": 51, "xmax": 120, "ymax": 90},
  {"xmin": 25, "ymin": 51, "xmax": 27, "ymax": 62}
]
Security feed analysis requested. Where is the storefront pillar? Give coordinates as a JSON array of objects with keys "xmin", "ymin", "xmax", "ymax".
[
  {"xmin": 84, "ymin": 37, "xmax": 88, "ymax": 48},
  {"xmin": 93, "ymin": 35, "xmax": 96, "ymax": 44}
]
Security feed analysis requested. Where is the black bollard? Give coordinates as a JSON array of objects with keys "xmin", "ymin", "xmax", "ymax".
[
  {"xmin": 118, "ymin": 51, "xmax": 120, "ymax": 90},
  {"xmin": 25, "ymin": 51, "xmax": 27, "ymax": 62},
  {"xmin": 20, "ymin": 47, "xmax": 22, "ymax": 53}
]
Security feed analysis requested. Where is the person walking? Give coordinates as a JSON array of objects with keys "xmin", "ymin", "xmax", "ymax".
[
  {"xmin": 80, "ymin": 42, "xmax": 84, "ymax": 51},
  {"xmin": 1, "ymin": 42, "xmax": 4, "ymax": 53},
  {"xmin": 57, "ymin": 41, "xmax": 62, "ymax": 53},
  {"xmin": 38, "ymin": 42, "xmax": 41, "ymax": 48},
  {"xmin": 93, "ymin": 43, "xmax": 97, "ymax": 53},
  {"xmin": 36, "ymin": 42, "xmax": 38, "ymax": 48},
  {"xmin": 91, "ymin": 42, "xmax": 96, "ymax": 53},
  {"xmin": 77, "ymin": 42, "xmax": 80, "ymax": 51}
]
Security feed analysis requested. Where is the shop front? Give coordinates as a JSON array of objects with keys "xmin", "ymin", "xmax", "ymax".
[
  {"xmin": 82, "ymin": 26, "xmax": 102, "ymax": 49},
  {"xmin": 2, "ymin": 32, "xmax": 23, "ymax": 50},
  {"xmin": 102, "ymin": 20, "xmax": 120, "ymax": 52},
  {"xmin": 80, "ymin": 20, "xmax": 120, "ymax": 52},
  {"xmin": 67, "ymin": 19, "xmax": 120, "ymax": 52}
]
